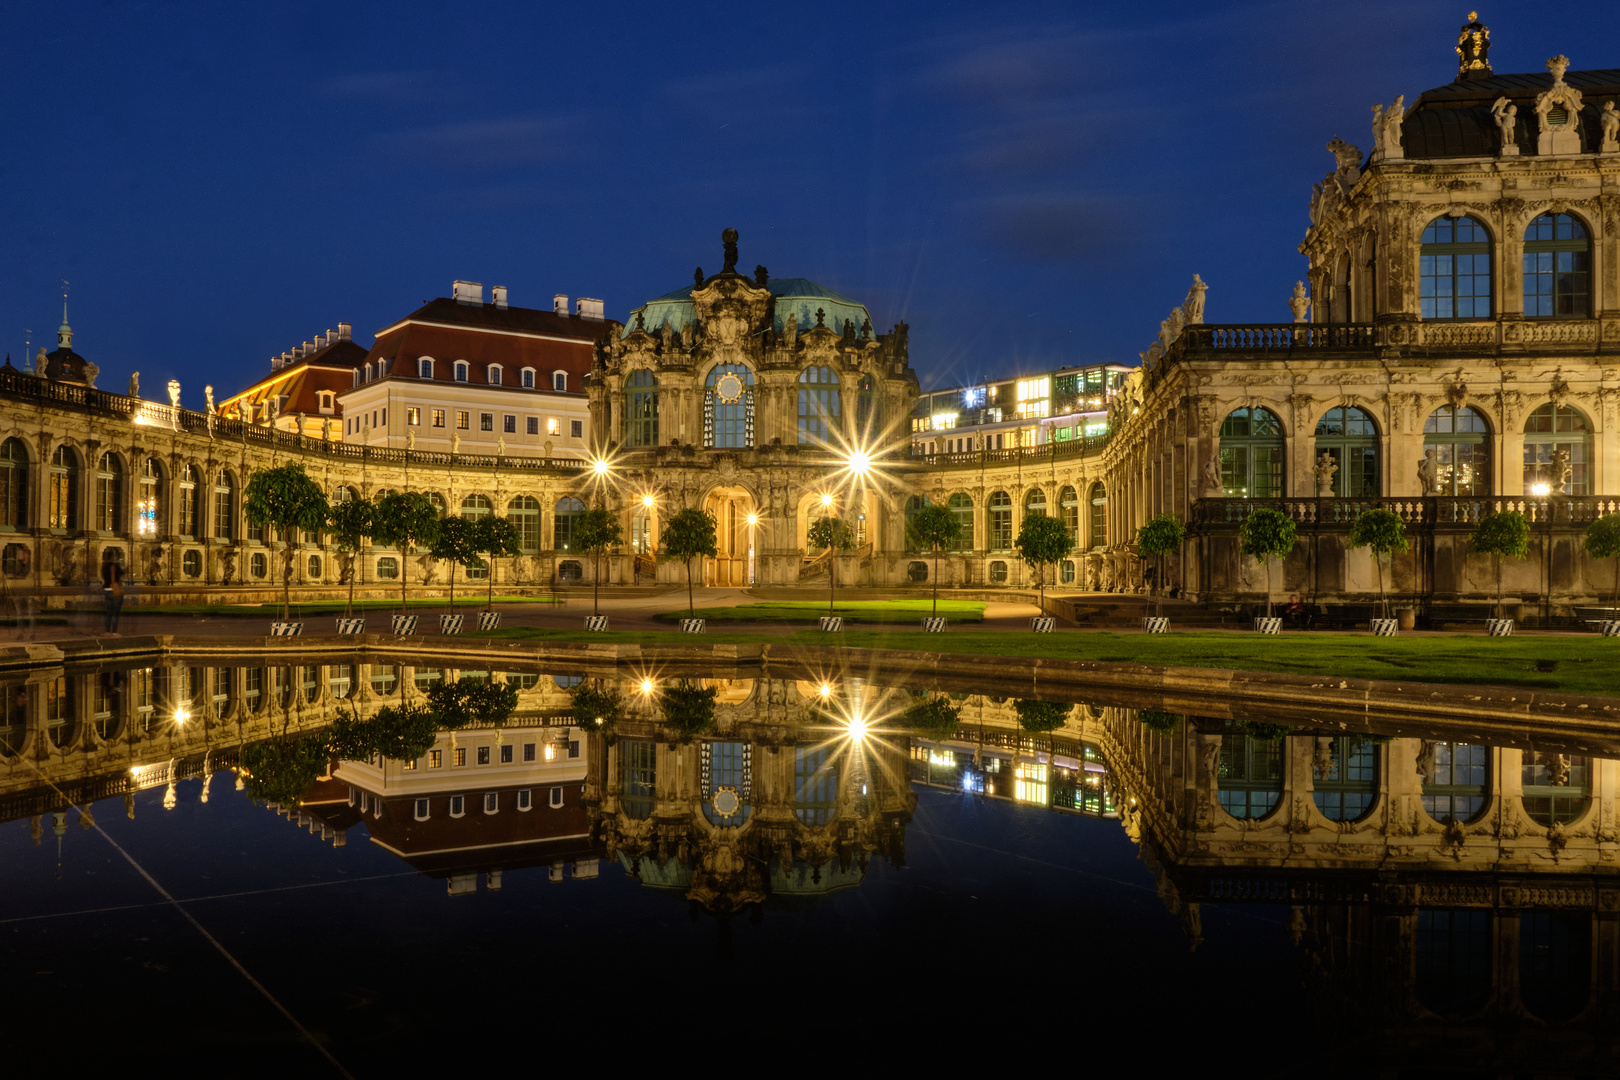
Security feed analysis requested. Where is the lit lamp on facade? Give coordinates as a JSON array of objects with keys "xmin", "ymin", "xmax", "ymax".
[{"xmin": 1532, "ymin": 482, "xmax": 1552, "ymax": 497}]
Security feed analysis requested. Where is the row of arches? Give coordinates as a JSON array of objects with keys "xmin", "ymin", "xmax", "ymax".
[
  {"xmin": 622, "ymin": 363, "xmax": 880, "ymax": 450},
  {"xmin": 903, "ymin": 483, "xmax": 1109, "ymax": 553},
  {"xmin": 0, "ymin": 439, "xmax": 236, "ymax": 538}
]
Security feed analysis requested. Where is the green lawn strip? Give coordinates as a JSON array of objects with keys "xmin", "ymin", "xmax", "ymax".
[
  {"xmin": 467, "ymin": 627, "xmax": 1616, "ymax": 695},
  {"xmin": 651, "ymin": 599, "xmax": 986, "ymax": 624},
  {"xmin": 111, "ymin": 596, "xmax": 560, "ymax": 617}
]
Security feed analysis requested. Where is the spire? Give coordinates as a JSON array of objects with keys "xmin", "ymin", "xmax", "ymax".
[
  {"xmin": 57, "ymin": 279, "xmax": 72, "ymax": 350},
  {"xmin": 1455, "ymin": 11, "xmax": 1492, "ymax": 81}
]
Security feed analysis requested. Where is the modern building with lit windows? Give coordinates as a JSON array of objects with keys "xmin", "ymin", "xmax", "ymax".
[{"xmin": 908, "ymin": 364, "xmax": 1130, "ymax": 458}]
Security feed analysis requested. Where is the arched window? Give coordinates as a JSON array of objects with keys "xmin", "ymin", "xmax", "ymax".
[
  {"xmin": 418, "ymin": 358, "xmax": 433, "ymax": 379},
  {"xmin": 552, "ymin": 371, "xmax": 567, "ymax": 392},
  {"xmin": 1311, "ymin": 736, "xmax": 1376, "ymax": 821},
  {"xmin": 177, "ymin": 465, "xmax": 198, "ymax": 539},
  {"xmin": 1313, "ymin": 406, "xmax": 1379, "ymax": 497},
  {"xmin": 1519, "ymin": 911, "xmax": 1592, "ymax": 1022},
  {"xmin": 1423, "ymin": 406, "xmax": 1492, "ymax": 496},
  {"xmin": 0, "ymin": 437, "xmax": 27, "ymax": 531},
  {"xmin": 903, "ymin": 495, "xmax": 928, "ymax": 551},
  {"xmin": 702, "ymin": 740, "xmax": 751, "ymax": 828},
  {"xmin": 138, "ymin": 458, "xmax": 162, "ymax": 537},
  {"xmin": 1059, "ymin": 486, "xmax": 1079, "ymax": 548},
  {"xmin": 1217, "ymin": 733, "xmax": 1282, "ymax": 819},
  {"xmin": 987, "ymin": 490, "xmax": 1013, "ymax": 552},
  {"xmin": 1422, "ymin": 741, "xmax": 1488, "ymax": 824},
  {"xmin": 460, "ymin": 494, "xmax": 492, "ymax": 520},
  {"xmin": 948, "ymin": 492, "xmax": 973, "ymax": 552},
  {"xmin": 332, "ymin": 485, "xmax": 357, "ymax": 504},
  {"xmin": 1523, "ymin": 213, "xmax": 1590, "ymax": 318},
  {"xmin": 1524, "ymin": 403, "xmax": 1590, "ymax": 495},
  {"xmin": 1088, "ymin": 482, "xmax": 1107, "ymax": 549},
  {"xmin": 1521, "ymin": 751, "xmax": 1589, "ymax": 826},
  {"xmin": 521, "ymin": 367, "xmax": 535, "ymax": 388},
  {"xmin": 553, "ymin": 496, "xmax": 586, "ymax": 552},
  {"xmin": 487, "ymin": 364, "xmax": 503, "ymax": 386},
  {"xmin": 507, "ymin": 495, "xmax": 540, "ymax": 553},
  {"xmin": 705, "ymin": 363, "xmax": 755, "ymax": 448},
  {"xmin": 620, "ymin": 740, "xmax": 656, "ymax": 821},
  {"xmin": 453, "ymin": 361, "xmax": 469, "ymax": 382},
  {"xmin": 797, "ymin": 366, "xmax": 841, "ymax": 445},
  {"xmin": 1023, "ymin": 488, "xmax": 1047, "ymax": 518},
  {"xmin": 1219, "ymin": 407, "xmax": 1285, "ymax": 498},
  {"xmin": 795, "ymin": 745, "xmax": 836, "ymax": 825},
  {"xmin": 626, "ymin": 369, "xmax": 659, "ymax": 448},
  {"xmin": 426, "ymin": 492, "xmax": 447, "ymax": 516},
  {"xmin": 1420, "ymin": 215, "xmax": 1492, "ymax": 319},
  {"xmin": 48, "ymin": 446, "xmax": 79, "ymax": 530},
  {"xmin": 855, "ymin": 374, "xmax": 878, "ymax": 440},
  {"xmin": 213, "ymin": 471, "xmax": 235, "ymax": 540},
  {"xmin": 96, "ymin": 453, "xmax": 125, "ymax": 533}
]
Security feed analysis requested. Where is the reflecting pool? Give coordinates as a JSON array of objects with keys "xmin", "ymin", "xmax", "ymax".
[{"xmin": 3, "ymin": 659, "xmax": 1616, "ymax": 1074}]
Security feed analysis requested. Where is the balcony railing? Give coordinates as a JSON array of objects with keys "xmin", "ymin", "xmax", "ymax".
[
  {"xmin": 908, "ymin": 431, "xmax": 1111, "ymax": 468},
  {"xmin": 1192, "ymin": 495, "xmax": 1620, "ymax": 528},
  {"xmin": 1171, "ymin": 319, "xmax": 1612, "ymax": 358}
]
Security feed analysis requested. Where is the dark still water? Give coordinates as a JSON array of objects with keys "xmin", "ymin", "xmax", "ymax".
[{"xmin": 3, "ymin": 659, "xmax": 1614, "ymax": 1075}]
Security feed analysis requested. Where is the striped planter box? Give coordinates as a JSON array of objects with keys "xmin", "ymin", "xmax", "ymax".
[
  {"xmin": 679, "ymin": 618, "xmax": 706, "ymax": 633},
  {"xmin": 818, "ymin": 616, "xmax": 844, "ymax": 632},
  {"xmin": 1599, "ymin": 621, "xmax": 1620, "ymax": 637},
  {"xmin": 1369, "ymin": 618, "xmax": 1398, "ymax": 637},
  {"xmin": 1142, "ymin": 617, "xmax": 1169, "ymax": 634},
  {"xmin": 477, "ymin": 611, "xmax": 502, "ymax": 631},
  {"xmin": 1029, "ymin": 617, "xmax": 1056, "ymax": 633},
  {"xmin": 1253, "ymin": 617, "xmax": 1282, "ymax": 635},
  {"xmin": 334, "ymin": 617, "xmax": 366, "ymax": 635},
  {"xmin": 585, "ymin": 615, "xmax": 609, "ymax": 631},
  {"xmin": 270, "ymin": 622, "xmax": 303, "ymax": 637},
  {"xmin": 921, "ymin": 617, "xmax": 948, "ymax": 632},
  {"xmin": 440, "ymin": 614, "xmax": 465, "ymax": 635},
  {"xmin": 390, "ymin": 615, "xmax": 418, "ymax": 636},
  {"xmin": 1486, "ymin": 618, "xmax": 1514, "ymax": 637}
]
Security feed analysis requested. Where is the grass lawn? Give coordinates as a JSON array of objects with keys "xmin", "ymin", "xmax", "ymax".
[
  {"xmin": 652, "ymin": 599, "xmax": 986, "ymax": 624},
  {"xmin": 469, "ymin": 626, "xmax": 1620, "ymax": 696},
  {"xmin": 109, "ymin": 596, "xmax": 561, "ymax": 617}
]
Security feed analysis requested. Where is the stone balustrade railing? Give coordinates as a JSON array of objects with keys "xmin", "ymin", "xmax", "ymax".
[
  {"xmin": 906, "ymin": 431, "xmax": 1111, "ymax": 468},
  {"xmin": 1169, "ymin": 318, "xmax": 1616, "ymax": 357},
  {"xmin": 1192, "ymin": 495, "xmax": 1620, "ymax": 528}
]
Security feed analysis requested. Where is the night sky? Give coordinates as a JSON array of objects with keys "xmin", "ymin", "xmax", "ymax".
[{"xmin": 2, "ymin": 2, "xmax": 1609, "ymax": 402}]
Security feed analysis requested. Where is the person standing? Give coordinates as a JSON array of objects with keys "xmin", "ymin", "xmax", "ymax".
[{"xmin": 101, "ymin": 552, "xmax": 126, "ymax": 635}]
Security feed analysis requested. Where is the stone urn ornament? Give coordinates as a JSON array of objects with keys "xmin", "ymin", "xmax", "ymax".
[
  {"xmin": 1288, "ymin": 282, "xmax": 1311, "ymax": 324},
  {"xmin": 1314, "ymin": 452, "xmax": 1338, "ymax": 497}
]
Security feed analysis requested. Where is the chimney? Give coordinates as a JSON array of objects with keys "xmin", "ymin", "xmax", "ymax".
[
  {"xmin": 270, "ymin": 355, "xmax": 281, "ymax": 372},
  {"xmin": 337, "ymin": 322, "xmax": 352, "ymax": 340},
  {"xmin": 577, "ymin": 297, "xmax": 605, "ymax": 321},
  {"xmin": 492, "ymin": 285, "xmax": 508, "ymax": 309},
  {"xmin": 453, "ymin": 280, "xmax": 484, "ymax": 305},
  {"xmin": 553, "ymin": 293, "xmax": 570, "ymax": 316},
  {"xmin": 314, "ymin": 333, "xmax": 327, "ymax": 350},
  {"xmin": 292, "ymin": 345, "xmax": 305, "ymax": 360},
  {"xmin": 303, "ymin": 340, "xmax": 315, "ymax": 354}
]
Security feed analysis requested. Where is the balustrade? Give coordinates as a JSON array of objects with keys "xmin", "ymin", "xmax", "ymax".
[{"xmin": 1193, "ymin": 495, "xmax": 1620, "ymax": 528}]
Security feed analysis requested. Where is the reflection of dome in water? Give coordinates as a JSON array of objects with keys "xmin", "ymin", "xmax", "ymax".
[
  {"xmin": 617, "ymin": 852, "xmax": 865, "ymax": 910},
  {"xmin": 625, "ymin": 277, "xmax": 872, "ymax": 341}
]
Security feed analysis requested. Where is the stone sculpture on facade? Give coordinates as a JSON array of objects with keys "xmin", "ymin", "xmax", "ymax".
[
  {"xmin": 1288, "ymin": 282, "xmax": 1311, "ymax": 323},
  {"xmin": 1314, "ymin": 452, "xmax": 1338, "ymax": 496},
  {"xmin": 1202, "ymin": 457, "xmax": 1222, "ymax": 494},
  {"xmin": 1326, "ymin": 137, "xmax": 1361, "ymax": 191},
  {"xmin": 83, "ymin": 362, "xmax": 98, "ymax": 388},
  {"xmin": 1181, "ymin": 275, "xmax": 1207, "ymax": 324},
  {"xmin": 128, "ymin": 371, "xmax": 139, "ymax": 398},
  {"xmin": 1417, "ymin": 447, "xmax": 1439, "ymax": 495},
  {"xmin": 1536, "ymin": 56, "xmax": 1584, "ymax": 155},
  {"xmin": 1602, "ymin": 100, "xmax": 1620, "ymax": 153},
  {"xmin": 1550, "ymin": 447, "xmax": 1573, "ymax": 494},
  {"xmin": 406, "ymin": 428, "xmax": 416, "ymax": 451},
  {"xmin": 451, "ymin": 433, "xmax": 460, "ymax": 455},
  {"xmin": 496, "ymin": 436, "xmax": 505, "ymax": 457},
  {"xmin": 1370, "ymin": 95, "xmax": 1405, "ymax": 161},
  {"xmin": 167, "ymin": 379, "xmax": 180, "ymax": 410},
  {"xmin": 1489, "ymin": 96, "xmax": 1519, "ymax": 155}
]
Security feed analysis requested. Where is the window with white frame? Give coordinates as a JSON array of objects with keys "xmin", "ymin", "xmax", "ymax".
[
  {"xmin": 414, "ymin": 798, "xmax": 429, "ymax": 820},
  {"xmin": 570, "ymin": 420, "xmax": 583, "ymax": 439},
  {"xmin": 476, "ymin": 746, "xmax": 490, "ymax": 765},
  {"xmin": 521, "ymin": 368, "xmax": 535, "ymax": 388},
  {"xmin": 351, "ymin": 370, "xmax": 359, "ymax": 388},
  {"xmin": 549, "ymin": 786, "xmax": 564, "ymax": 809},
  {"xmin": 454, "ymin": 361, "xmax": 469, "ymax": 382},
  {"xmin": 483, "ymin": 792, "xmax": 498, "ymax": 814},
  {"xmin": 419, "ymin": 358, "xmax": 433, "ymax": 378},
  {"xmin": 407, "ymin": 407, "xmax": 421, "ymax": 425},
  {"xmin": 552, "ymin": 371, "xmax": 567, "ymax": 391},
  {"xmin": 488, "ymin": 365, "xmax": 503, "ymax": 385},
  {"xmin": 547, "ymin": 417, "xmax": 559, "ymax": 436},
  {"xmin": 503, "ymin": 415, "xmax": 516, "ymax": 433},
  {"xmin": 523, "ymin": 743, "xmax": 536, "ymax": 762},
  {"xmin": 500, "ymin": 744, "xmax": 513, "ymax": 763},
  {"xmin": 527, "ymin": 417, "xmax": 539, "ymax": 435},
  {"xmin": 449, "ymin": 794, "xmax": 465, "ymax": 816},
  {"xmin": 517, "ymin": 789, "xmax": 532, "ymax": 811}
]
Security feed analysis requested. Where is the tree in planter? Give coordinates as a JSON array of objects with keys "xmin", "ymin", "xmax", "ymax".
[
  {"xmin": 806, "ymin": 515, "xmax": 858, "ymax": 615},
  {"xmin": 902, "ymin": 693, "xmax": 963, "ymax": 741},
  {"xmin": 1136, "ymin": 709, "xmax": 1182, "ymax": 734},
  {"xmin": 658, "ymin": 679, "xmax": 717, "ymax": 749},
  {"xmin": 574, "ymin": 507, "xmax": 624, "ymax": 616},
  {"xmin": 429, "ymin": 516, "xmax": 483, "ymax": 613},
  {"xmin": 327, "ymin": 701, "xmax": 438, "ymax": 764},
  {"xmin": 569, "ymin": 680, "xmax": 625, "ymax": 738},
  {"xmin": 327, "ymin": 496, "xmax": 374, "ymax": 618},
  {"xmin": 243, "ymin": 462, "xmax": 330, "ymax": 619},
  {"xmin": 427, "ymin": 675, "xmax": 518, "ymax": 730},
  {"xmin": 1134, "ymin": 513, "xmax": 1186, "ymax": 618},
  {"xmin": 1583, "ymin": 513, "xmax": 1620, "ymax": 611},
  {"xmin": 371, "ymin": 491, "xmax": 441, "ymax": 613},
  {"xmin": 472, "ymin": 515, "xmax": 523, "ymax": 611},
  {"xmin": 238, "ymin": 733, "xmax": 330, "ymax": 807},
  {"xmin": 1470, "ymin": 509, "xmax": 1531, "ymax": 621},
  {"xmin": 1014, "ymin": 698, "xmax": 1072, "ymax": 735},
  {"xmin": 1237, "ymin": 507, "xmax": 1298, "ymax": 619},
  {"xmin": 1346, "ymin": 508, "xmax": 1409, "ymax": 620},
  {"xmin": 1013, "ymin": 513, "xmax": 1074, "ymax": 612},
  {"xmin": 908, "ymin": 503, "xmax": 962, "ymax": 616},
  {"xmin": 659, "ymin": 508, "xmax": 718, "ymax": 618}
]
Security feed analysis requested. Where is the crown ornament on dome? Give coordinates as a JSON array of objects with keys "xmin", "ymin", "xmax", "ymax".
[{"xmin": 1455, "ymin": 11, "xmax": 1492, "ymax": 81}]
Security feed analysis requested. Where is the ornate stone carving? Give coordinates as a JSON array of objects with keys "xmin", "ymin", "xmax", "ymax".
[
  {"xmin": 1603, "ymin": 101, "xmax": 1620, "ymax": 154},
  {"xmin": 1288, "ymin": 282, "xmax": 1311, "ymax": 323},
  {"xmin": 1417, "ymin": 447, "xmax": 1439, "ymax": 495},
  {"xmin": 1490, "ymin": 96, "xmax": 1520, "ymax": 156},
  {"xmin": 1370, "ymin": 95, "xmax": 1405, "ymax": 162},
  {"xmin": 1535, "ymin": 56, "xmax": 1584, "ymax": 155},
  {"xmin": 1181, "ymin": 274, "xmax": 1207, "ymax": 324},
  {"xmin": 1314, "ymin": 452, "xmax": 1338, "ymax": 496}
]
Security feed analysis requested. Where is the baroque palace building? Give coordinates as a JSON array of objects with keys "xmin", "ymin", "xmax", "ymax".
[{"xmin": 1, "ymin": 17, "xmax": 1618, "ymax": 612}]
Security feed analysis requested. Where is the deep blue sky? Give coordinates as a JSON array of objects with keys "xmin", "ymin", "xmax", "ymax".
[{"xmin": 2, "ymin": 2, "xmax": 1610, "ymax": 401}]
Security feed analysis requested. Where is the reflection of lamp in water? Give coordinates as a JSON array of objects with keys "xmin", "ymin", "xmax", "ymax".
[
  {"xmin": 173, "ymin": 706, "xmax": 189, "ymax": 725},
  {"xmin": 746, "ymin": 512, "xmax": 757, "ymax": 585},
  {"xmin": 819, "ymin": 682, "xmax": 833, "ymax": 699},
  {"xmin": 639, "ymin": 677, "xmax": 654, "ymax": 696},
  {"xmin": 847, "ymin": 714, "xmax": 867, "ymax": 740}
]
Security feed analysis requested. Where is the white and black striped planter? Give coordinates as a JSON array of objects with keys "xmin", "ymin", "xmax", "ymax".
[
  {"xmin": 270, "ymin": 622, "xmax": 303, "ymax": 637},
  {"xmin": 1369, "ymin": 618, "xmax": 1398, "ymax": 637},
  {"xmin": 439, "ymin": 614, "xmax": 465, "ymax": 635},
  {"xmin": 477, "ymin": 611, "xmax": 502, "ymax": 631},
  {"xmin": 1253, "ymin": 617, "xmax": 1282, "ymax": 635},
  {"xmin": 1142, "ymin": 617, "xmax": 1170, "ymax": 634},
  {"xmin": 334, "ymin": 617, "xmax": 366, "ymax": 635},
  {"xmin": 1486, "ymin": 618, "xmax": 1514, "ymax": 636},
  {"xmin": 1599, "ymin": 620, "xmax": 1620, "ymax": 637},
  {"xmin": 679, "ymin": 618, "xmax": 706, "ymax": 633},
  {"xmin": 390, "ymin": 614, "xmax": 418, "ymax": 636},
  {"xmin": 921, "ymin": 617, "xmax": 948, "ymax": 632},
  {"xmin": 818, "ymin": 616, "xmax": 844, "ymax": 632},
  {"xmin": 1029, "ymin": 616, "xmax": 1056, "ymax": 633},
  {"xmin": 585, "ymin": 615, "xmax": 610, "ymax": 631}
]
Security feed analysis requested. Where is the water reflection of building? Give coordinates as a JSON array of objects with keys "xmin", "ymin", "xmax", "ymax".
[
  {"xmin": 1100, "ymin": 708, "xmax": 1620, "ymax": 1063},
  {"xmin": 585, "ymin": 676, "xmax": 916, "ymax": 913}
]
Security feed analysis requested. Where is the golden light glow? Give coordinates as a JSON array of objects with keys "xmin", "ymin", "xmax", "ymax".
[
  {"xmin": 1532, "ymin": 482, "xmax": 1552, "ymax": 497},
  {"xmin": 592, "ymin": 458, "xmax": 611, "ymax": 477},
  {"xmin": 820, "ymin": 492, "xmax": 834, "ymax": 507},
  {"xmin": 641, "ymin": 493, "xmax": 656, "ymax": 509},
  {"xmin": 847, "ymin": 715, "xmax": 868, "ymax": 740},
  {"xmin": 173, "ymin": 707, "xmax": 189, "ymax": 725},
  {"xmin": 746, "ymin": 513, "xmax": 758, "ymax": 526},
  {"xmin": 819, "ymin": 682, "xmax": 833, "ymax": 698},
  {"xmin": 640, "ymin": 677, "xmax": 655, "ymax": 696}
]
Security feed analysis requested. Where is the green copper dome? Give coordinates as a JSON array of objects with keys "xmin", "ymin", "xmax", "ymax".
[{"xmin": 624, "ymin": 277, "xmax": 872, "ymax": 341}]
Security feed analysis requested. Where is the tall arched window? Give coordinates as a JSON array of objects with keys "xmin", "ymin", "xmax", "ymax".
[
  {"xmin": 855, "ymin": 374, "xmax": 878, "ymax": 440},
  {"xmin": 460, "ymin": 494, "xmax": 492, "ymax": 520},
  {"xmin": 138, "ymin": 458, "xmax": 162, "ymax": 537},
  {"xmin": 1216, "ymin": 733, "xmax": 1282, "ymax": 819},
  {"xmin": 0, "ymin": 437, "xmax": 27, "ymax": 531},
  {"xmin": 1521, "ymin": 751, "xmax": 1589, "ymax": 826},
  {"xmin": 1523, "ymin": 403, "xmax": 1591, "ymax": 495},
  {"xmin": 48, "ymin": 446, "xmax": 78, "ymax": 530},
  {"xmin": 797, "ymin": 366, "xmax": 841, "ymax": 446},
  {"xmin": 1059, "ymin": 486, "xmax": 1079, "ymax": 548},
  {"xmin": 1311, "ymin": 736, "xmax": 1377, "ymax": 821},
  {"xmin": 626, "ymin": 369, "xmax": 659, "ymax": 448},
  {"xmin": 1420, "ymin": 215, "xmax": 1492, "ymax": 319},
  {"xmin": 620, "ymin": 740, "xmax": 656, "ymax": 821},
  {"xmin": 213, "ymin": 471, "xmax": 235, "ymax": 540},
  {"xmin": 795, "ymin": 745, "xmax": 837, "ymax": 825},
  {"xmin": 553, "ymin": 496, "xmax": 586, "ymax": 552},
  {"xmin": 903, "ymin": 495, "xmax": 928, "ymax": 551},
  {"xmin": 1219, "ymin": 408, "xmax": 1285, "ymax": 498},
  {"xmin": 95, "ymin": 453, "xmax": 124, "ymax": 533},
  {"xmin": 1423, "ymin": 406, "xmax": 1491, "ymax": 496},
  {"xmin": 1421, "ymin": 741, "xmax": 1488, "ymax": 824},
  {"xmin": 1023, "ymin": 488, "xmax": 1047, "ymax": 519},
  {"xmin": 1088, "ymin": 482, "xmax": 1107, "ymax": 549},
  {"xmin": 1523, "ymin": 212, "xmax": 1590, "ymax": 318},
  {"xmin": 947, "ymin": 492, "xmax": 973, "ymax": 552},
  {"xmin": 177, "ymin": 465, "xmax": 198, "ymax": 539},
  {"xmin": 1313, "ymin": 406, "xmax": 1379, "ymax": 497},
  {"xmin": 987, "ymin": 491, "xmax": 1013, "ymax": 552},
  {"xmin": 705, "ymin": 363, "xmax": 755, "ymax": 448},
  {"xmin": 507, "ymin": 495, "xmax": 540, "ymax": 553}
]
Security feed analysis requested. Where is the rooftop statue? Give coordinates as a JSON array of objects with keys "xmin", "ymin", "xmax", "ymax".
[
  {"xmin": 1181, "ymin": 274, "xmax": 1207, "ymax": 324},
  {"xmin": 721, "ymin": 227, "xmax": 738, "ymax": 274},
  {"xmin": 128, "ymin": 371, "xmax": 139, "ymax": 398},
  {"xmin": 1602, "ymin": 100, "xmax": 1619, "ymax": 153},
  {"xmin": 1288, "ymin": 281, "xmax": 1311, "ymax": 324},
  {"xmin": 1490, "ymin": 96, "xmax": 1520, "ymax": 156}
]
